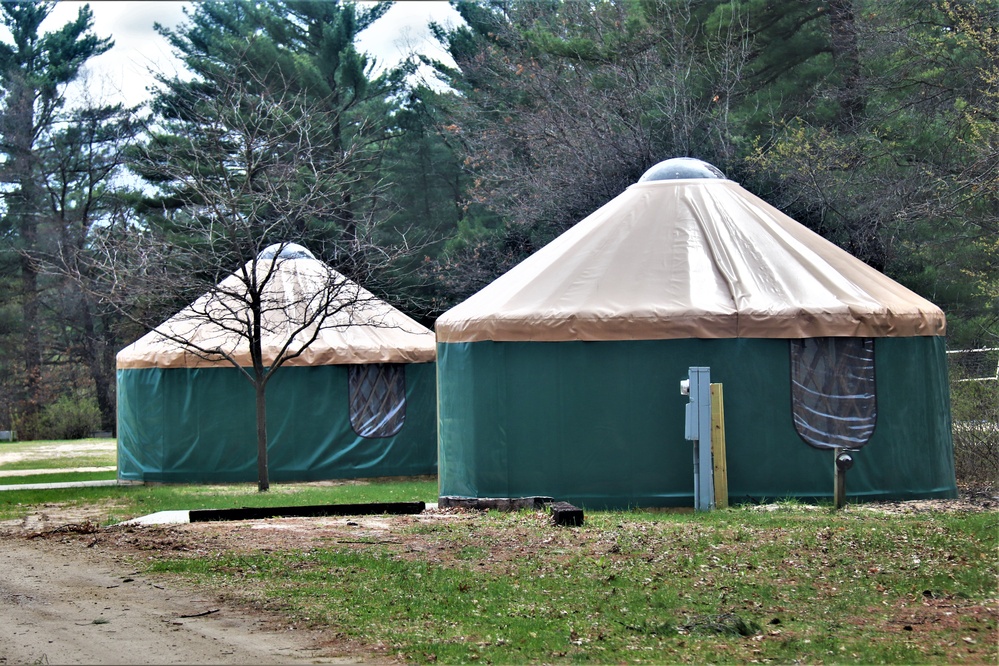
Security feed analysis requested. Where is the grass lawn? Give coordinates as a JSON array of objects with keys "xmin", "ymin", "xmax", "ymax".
[
  {"xmin": 0, "ymin": 455, "xmax": 115, "ymax": 471},
  {"xmin": 0, "ymin": 437, "xmax": 116, "ymax": 471},
  {"xmin": 144, "ymin": 504, "xmax": 997, "ymax": 664},
  {"xmin": 0, "ymin": 471, "xmax": 118, "ymax": 485}
]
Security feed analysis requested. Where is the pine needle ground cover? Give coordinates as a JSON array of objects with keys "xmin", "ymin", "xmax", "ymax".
[{"xmin": 137, "ymin": 505, "xmax": 997, "ymax": 664}]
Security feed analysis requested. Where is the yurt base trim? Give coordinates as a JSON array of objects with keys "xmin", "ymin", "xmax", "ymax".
[
  {"xmin": 119, "ymin": 469, "xmax": 436, "ymax": 485},
  {"xmin": 438, "ymin": 495, "xmax": 554, "ymax": 511},
  {"xmin": 527, "ymin": 488, "xmax": 959, "ymax": 511}
]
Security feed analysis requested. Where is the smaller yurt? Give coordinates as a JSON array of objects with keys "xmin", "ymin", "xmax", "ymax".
[
  {"xmin": 435, "ymin": 159, "xmax": 957, "ymax": 509},
  {"xmin": 117, "ymin": 243, "xmax": 437, "ymax": 484}
]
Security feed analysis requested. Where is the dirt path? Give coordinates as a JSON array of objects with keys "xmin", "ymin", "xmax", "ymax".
[{"xmin": 0, "ymin": 535, "xmax": 354, "ymax": 665}]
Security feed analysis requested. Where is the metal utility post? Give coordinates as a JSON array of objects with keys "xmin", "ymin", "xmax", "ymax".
[
  {"xmin": 833, "ymin": 449, "xmax": 854, "ymax": 510},
  {"xmin": 682, "ymin": 366, "xmax": 714, "ymax": 511}
]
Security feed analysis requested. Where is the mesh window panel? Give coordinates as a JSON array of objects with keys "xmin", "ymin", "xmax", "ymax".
[
  {"xmin": 348, "ymin": 364, "xmax": 406, "ymax": 438},
  {"xmin": 790, "ymin": 337, "xmax": 877, "ymax": 450}
]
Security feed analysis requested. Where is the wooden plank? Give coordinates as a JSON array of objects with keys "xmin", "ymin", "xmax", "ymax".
[
  {"xmin": 710, "ymin": 383, "xmax": 729, "ymax": 509},
  {"xmin": 548, "ymin": 501, "xmax": 584, "ymax": 527},
  {"xmin": 189, "ymin": 501, "xmax": 426, "ymax": 522}
]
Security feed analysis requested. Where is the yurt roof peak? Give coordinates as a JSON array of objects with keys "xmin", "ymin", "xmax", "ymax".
[
  {"xmin": 436, "ymin": 161, "xmax": 945, "ymax": 343},
  {"xmin": 118, "ymin": 242, "xmax": 435, "ymax": 369}
]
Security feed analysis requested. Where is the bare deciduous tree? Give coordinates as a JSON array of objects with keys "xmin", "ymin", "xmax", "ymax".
[
  {"xmin": 436, "ymin": 0, "xmax": 751, "ymax": 233},
  {"xmin": 89, "ymin": 62, "xmax": 404, "ymax": 491}
]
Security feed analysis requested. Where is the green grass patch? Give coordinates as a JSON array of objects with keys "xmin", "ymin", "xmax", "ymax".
[
  {"xmin": 0, "ymin": 438, "xmax": 116, "ymax": 471},
  {"xmin": 146, "ymin": 506, "xmax": 998, "ymax": 664},
  {"xmin": 0, "ymin": 437, "xmax": 115, "ymax": 452},
  {"xmin": 0, "ymin": 455, "xmax": 116, "ymax": 471},
  {"xmin": 0, "ymin": 470, "xmax": 118, "ymax": 485}
]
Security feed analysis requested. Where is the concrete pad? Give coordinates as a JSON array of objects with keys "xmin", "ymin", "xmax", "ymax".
[{"xmin": 122, "ymin": 510, "xmax": 191, "ymax": 525}]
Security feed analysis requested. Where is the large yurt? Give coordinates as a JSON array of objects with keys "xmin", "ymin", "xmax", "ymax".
[
  {"xmin": 117, "ymin": 243, "xmax": 437, "ymax": 483},
  {"xmin": 435, "ymin": 159, "xmax": 956, "ymax": 509}
]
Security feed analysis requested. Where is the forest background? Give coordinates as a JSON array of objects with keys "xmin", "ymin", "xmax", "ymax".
[{"xmin": 0, "ymin": 0, "xmax": 995, "ymax": 444}]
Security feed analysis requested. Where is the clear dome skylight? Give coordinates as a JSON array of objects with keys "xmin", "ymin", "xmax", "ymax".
[
  {"xmin": 257, "ymin": 242, "xmax": 316, "ymax": 261},
  {"xmin": 638, "ymin": 158, "xmax": 725, "ymax": 182}
]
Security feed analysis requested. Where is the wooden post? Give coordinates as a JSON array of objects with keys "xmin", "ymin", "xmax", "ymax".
[{"xmin": 710, "ymin": 383, "xmax": 728, "ymax": 509}]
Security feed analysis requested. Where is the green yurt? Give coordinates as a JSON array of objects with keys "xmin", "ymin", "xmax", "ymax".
[
  {"xmin": 117, "ymin": 243, "xmax": 437, "ymax": 484},
  {"xmin": 435, "ymin": 159, "xmax": 956, "ymax": 509}
]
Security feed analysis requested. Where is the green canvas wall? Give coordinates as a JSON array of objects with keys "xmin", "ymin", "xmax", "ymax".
[
  {"xmin": 437, "ymin": 337, "xmax": 956, "ymax": 509},
  {"xmin": 118, "ymin": 362, "xmax": 437, "ymax": 483}
]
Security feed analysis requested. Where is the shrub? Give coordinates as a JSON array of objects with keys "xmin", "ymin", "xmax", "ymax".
[{"xmin": 35, "ymin": 393, "xmax": 103, "ymax": 440}]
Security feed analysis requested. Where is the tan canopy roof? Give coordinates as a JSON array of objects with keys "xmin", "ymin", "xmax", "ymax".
[
  {"xmin": 118, "ymin": 245, "xmax": 435, "ymax": 369},
  {"xmin": 436, "ymin": 178, "xmax": 946, "ymax": 343}
]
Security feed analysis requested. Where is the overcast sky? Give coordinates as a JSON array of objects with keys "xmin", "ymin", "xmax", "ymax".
[{"xmin": 40, "ymin": 1, "xmax": 462, "ymax": 108}]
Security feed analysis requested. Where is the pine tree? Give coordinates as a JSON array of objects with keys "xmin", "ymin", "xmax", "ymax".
[{"xmin": 0, "ymin": 1, "xmax": 111, "ymax": 432}]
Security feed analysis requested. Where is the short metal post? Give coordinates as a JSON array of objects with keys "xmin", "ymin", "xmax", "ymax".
[
  {"xmin": 834, "ymin": 454, "xmax": 845, "ymax": 509},
  {"xmin": 833, "ymin": 448, "xmax": 853, "ymax": 510}
]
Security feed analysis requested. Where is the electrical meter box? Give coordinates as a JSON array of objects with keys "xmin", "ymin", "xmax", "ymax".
[
  {"xmin": 685, "ymin": 402, "xmax": 698, "ymax": 440},
  {"xmin": 681, "ymin": 366, "xmax": 713, "ymax": 511}
]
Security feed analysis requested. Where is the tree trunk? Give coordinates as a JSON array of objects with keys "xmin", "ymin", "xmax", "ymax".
[
  {"xmin": 827, "ymin": 0, "xmax": 864, "ymax": 129},
  {"xmin": 80, "ymin": 301, "xmax": 117, "ymax": 432},
  {"xmin": 19, "ymin": 250, "xmax": 41, "ymax": 420},
  {"xmin": 101, "ymin": 336, "xmax": 118, "ymax": 436},
  {"xmin": 12, "ymin": 100, "xmax": 43, "ymax": 424},
  {"xmin": 255, "ymin": 380, "xmax": 269, "ymax": 492}
]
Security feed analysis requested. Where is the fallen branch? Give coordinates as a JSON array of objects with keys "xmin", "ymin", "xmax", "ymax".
[
  {"xmin": 178, "ymin": 608, "xmax": 220, "ymax": 618},
  {"xmin": 28, "ymin": 521, "xmax": 101, "ymax": 538}
]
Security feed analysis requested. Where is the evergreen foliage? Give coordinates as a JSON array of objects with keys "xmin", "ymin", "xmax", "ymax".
[{"xmin": 0, "ymin": 1, "xmax": 119, "ymax": 434}]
